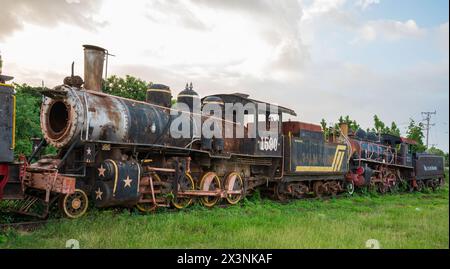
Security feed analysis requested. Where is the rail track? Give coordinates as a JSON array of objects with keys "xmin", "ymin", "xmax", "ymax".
[{"xmin": 0, "ymin": 220, "xmax": 50, "ymax": 232}]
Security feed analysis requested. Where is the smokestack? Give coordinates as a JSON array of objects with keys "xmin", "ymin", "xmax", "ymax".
[
  {"xmin": 83, "ymin": 44, "xmax": 106, "ymax": 92},
  {"xmin": 339, "ymin": 123, "xmax": 349, "ymax": 137}
]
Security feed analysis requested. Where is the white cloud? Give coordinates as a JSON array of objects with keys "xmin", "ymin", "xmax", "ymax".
[
  {"xmin": 0, "ymin": 0, "xmax": 105, "ymax": 40},
  {"xmin": 436, "ymin": 22, "xmax": 449, "ymax": 54},
  {"xmin": 355, "ymin": 0, "xmax": 380, "ymax": 10},
  {"xmin": 352, "ymin": 19, "xmax": 425, "ymax": 43},
  {"xmin": 302, "ymin": 0, "xmax": 347, "ymax": 21}
]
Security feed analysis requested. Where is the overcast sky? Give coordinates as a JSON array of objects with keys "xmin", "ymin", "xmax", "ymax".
[{"xmin": 0, "ymin": 0, "xmax": 448, "ymax": 151}]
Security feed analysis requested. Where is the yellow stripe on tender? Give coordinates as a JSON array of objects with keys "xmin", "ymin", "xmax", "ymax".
[
  {"xmin": 289, "ymin": 132, "xmax": 292, "ymax": 172},
  {"xmin": 334, "ymin": 152, "xmax": 345, "ymax": 171},
  {"xmin": 296, "ymin": 145, "xmax": 347, "ymax": 173},
  {"xmin": 335, "ymin": 151, "xmax": 345, "ymax": 171},
  {"xmin": 331, "ymin": 149, "xmax": 340, "ymax": 171},
  {"xmin": 336, "ymin": 151, "xmax": 345, "ymax": 171},
  {"xmin": 296, "ymin": 166, "xmax": 336, "ymax": 172}
]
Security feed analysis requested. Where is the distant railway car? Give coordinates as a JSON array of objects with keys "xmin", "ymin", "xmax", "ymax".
[
  {"xmin": 346, "ymin": 128, "xmax": 445, "ymax": 193},
  {"xmin": 414, "ymin": 153, "xmax": 445, "ymax": 190}
]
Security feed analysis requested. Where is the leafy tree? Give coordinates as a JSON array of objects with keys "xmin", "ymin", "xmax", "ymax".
[
  {"xmin": 341, "ymin": 115, "xmax": 360, "ymax": 132},
  {"xmin": 13, "ymin": 83, "xmax": 56, "ymax": 157},
  {"xmin": 389, "ymin": 122, "xmax": 401, "ymax": 136},
  {"xmin": 370, "ymin": 115, "xmax": 400, "ymax": 136},
  {"xmin": 329, "ymin": 115, "xmax": 360, "ymax": 134},
  {"xmin": 406, "ymin": 119, "xmax": 426, "ymax": 153},
  {"xmin": 14, "ymin": 83, "xmax": 42, "ymax": 156},
  {"xmin": 372, "ymin": 115, "xmax": 387, "ymax": 134},
  {"xmin": 322, "ymin": 114, "xmax": 401, "ymax": 140},
  {"xmin": 427, "ymin": 147, "xmax": 449, "ymax": 167},
  {"xmin": 427, "ymin": 146, "xmax": 445, "ymax": 156},
  {"xmin": 320, "ymin": 119, "xmax": 329, "ymax": 138},
  {"xmin": 103, "ymin": 75, "xmax": 149, "ymax": 101}
]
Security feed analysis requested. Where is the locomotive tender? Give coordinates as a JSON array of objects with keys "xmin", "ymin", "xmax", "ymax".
[{"xmin": 0, "ymin": 45, "xmax": 446, "ymax": 219}]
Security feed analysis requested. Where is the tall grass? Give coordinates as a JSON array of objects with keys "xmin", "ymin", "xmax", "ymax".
[{"xmin": 1, "ymin": 185, "xmax": 448, "ymax": 249}]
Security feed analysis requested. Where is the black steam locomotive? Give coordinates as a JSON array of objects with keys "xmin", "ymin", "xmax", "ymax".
[{"xmin": 0, "ymin": 45, "xmax": 446, "ymax": 219}]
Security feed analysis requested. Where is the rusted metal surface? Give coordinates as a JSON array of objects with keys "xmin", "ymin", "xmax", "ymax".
[
  {"xmin": 146, "ymin": 84, "xmax": 172, "ymax": 108},
  {"xmin": 83, "ymin": 44, "xmax": 106, "ymax": 92},
  {"xmin": 282, "ymin": 121, "xmax": 322, "ymax": 135},
  {"xmin": 400, "ymin": 136, "xmax": 418, "ymax": 145},
  {"xmin": 40, "ymin": 86, "xmax": 84, "ymax": 148},
  {"xmin": 23, "ymin": 172, "xmax": 75, "ymax": 195},
  {"xmin": 40, "ymin": 86, "xmax": 178, "ymax": 149}
]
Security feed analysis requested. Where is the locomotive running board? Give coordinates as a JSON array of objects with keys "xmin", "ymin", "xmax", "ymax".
[
  {"xmin": 177, "ymin": 190, "xmax": 242, "ymax": 198},
  {"xmin": 353, "ymin": 158, "xmax": 414, "ymax": 169}
]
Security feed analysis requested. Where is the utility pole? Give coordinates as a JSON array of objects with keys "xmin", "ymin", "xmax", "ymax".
[{"xmin": 421, "ymin": 111, "xmax": 436, "ymax": 149}]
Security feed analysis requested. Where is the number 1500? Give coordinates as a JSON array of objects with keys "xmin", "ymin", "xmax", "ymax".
[{"xmin": 259, "ymin": 136, "xmax": 278, "ymax": 151}]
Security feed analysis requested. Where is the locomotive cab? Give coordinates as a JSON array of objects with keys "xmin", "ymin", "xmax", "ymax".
[{"xmin": 201, "ymin": 93, "xmax": 296, "ymax": 157}]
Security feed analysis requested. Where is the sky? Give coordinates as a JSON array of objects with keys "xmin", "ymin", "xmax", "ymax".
[{"xmin": 0, "ymin": 0, "xmax": 448, "ymax": 151}]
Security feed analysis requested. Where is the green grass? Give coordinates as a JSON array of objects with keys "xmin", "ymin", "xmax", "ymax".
[{"xmin": 1, "ymin": 184, "xmax": 448, "ymax": 249}]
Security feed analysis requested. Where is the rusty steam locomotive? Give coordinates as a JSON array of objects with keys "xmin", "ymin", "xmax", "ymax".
[{"xmin": 0, "ymin": 45, "xmax": 446, "ymax": 219}]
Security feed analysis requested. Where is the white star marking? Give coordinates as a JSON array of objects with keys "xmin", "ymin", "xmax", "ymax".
[
  {"xmin": 123, "ymin": 176, "xmax": 133, "ymax": 188},
  {"xmin": 95, "ymin": 187, "xmax": 103, "ymax": 200}
]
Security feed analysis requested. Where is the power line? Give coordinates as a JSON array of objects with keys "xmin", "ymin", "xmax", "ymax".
[{"xmin": 421, "ymin": 111, "xmax": 436, "ymax": 148}]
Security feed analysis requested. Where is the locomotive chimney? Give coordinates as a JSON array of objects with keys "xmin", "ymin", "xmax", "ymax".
[
  {"xmin": 339, "ymin": 123, "xmax": 349, "ymax": 137},
  {"xmin": 83, "ymin": 44, "xmax": 106, "ymax": 92}
]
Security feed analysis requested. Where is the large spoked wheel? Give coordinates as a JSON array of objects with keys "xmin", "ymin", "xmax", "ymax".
[
  {"xmin": 425, "ymin": 180, "xmax": 436, "ymax": 191},
  {"xmin": 273, "ymin": 183, "xmax": 289, "ymax": 201},
  {"xmin": 59, "ymin": 189, "xmax": 89, "ymax": 219},
  {"xmin": 345, "ymin": 181, "xmax": 355, "ymax": 195},
  {"xmin": 136, "ymin": 173, "xmax": 162, "ymax": 213},
  {"xmin": 172, "ymin": 172, "xmax": 195, "ymax": 209},
  {"xmin": 224, "ymin": 172, "xmax": 244, "ymax": 205},
  {"xmin": 377, "ymin": 182, "xmax": 388, "ymax": 194},
  {"xmin": 386, "ymin": 173, "xmax": 398, "ymax": 193},
  {"xmin": 416, "ymin": 180, "xmax": 425, "ymax": 192},
  {"xmin": 199, "ymin": 172, "xmax": 221, "ymax": 207},
  {"xmin": 313, "ymin": 182, "xmax": 326, "ymax": 198}
]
